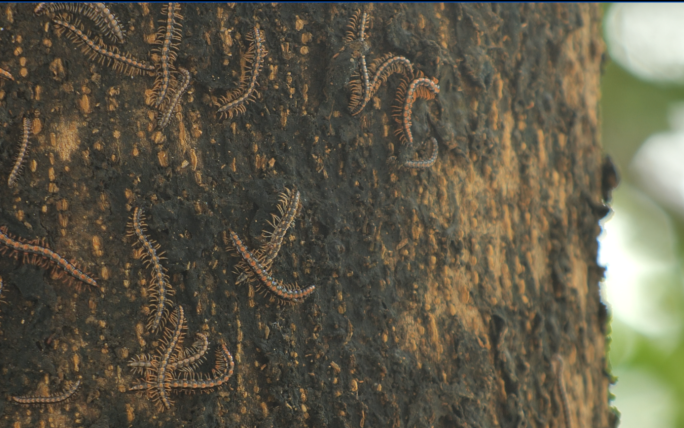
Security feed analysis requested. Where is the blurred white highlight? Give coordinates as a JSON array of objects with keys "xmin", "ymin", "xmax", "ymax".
[
  {"xmin": 605, "ymin": 3, "xmax": 684, "ymax": 83},
  {"xmin": 610, "ymin": 369, "xmax": 675, "ymax": 428},
  {"xmin": 599, "ymin": 186, "xmax": 682, "ymax": 338}
]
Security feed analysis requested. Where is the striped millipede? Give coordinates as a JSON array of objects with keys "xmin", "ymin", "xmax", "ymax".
[
  {"xmin": 128, "ymin": 207, "xmax": 173, "ymax": 333},
  {"xmin": 0, "ymin": 226, "xmax": 98, "ymax": 289},
  {"xmin": 227, "ymin": 230, "xmax": 315, "ymax": 303},
  {"xmin": 261, "ymin": 187, "xmax": 300, "ymax": 268},
  {"xmin": 52, "ymin": 16, "xmax": 154, "ymax": 76},
  {"xmin": 157, "ymin": 67, "xmax": 191, "ymax": 129},
  {"xmin": 236, "ymin": 187, "xmax": 300, "ymax": 285},
  {"xmin": 11, "ymin": 379, "xmax": 81, "ymax": 405},
  {"xmin": 217, "ymin": 26, "xmax": 268, "ymax": 119},
  {"xmin": 8, "ymin": 118, "xmax": 31, "ymax": 188}
]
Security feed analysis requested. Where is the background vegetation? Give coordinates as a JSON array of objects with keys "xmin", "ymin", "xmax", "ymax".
[{"xmin": 602, "ymin": 4, "xmax": 684, "ymax": 427}]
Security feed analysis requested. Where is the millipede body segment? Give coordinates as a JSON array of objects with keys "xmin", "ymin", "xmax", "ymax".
[
  {"xmin": 0, "ymin": 226, "xmax": 98, "ymax": 289},
  {"xmin": 217, "ymin": 26, "xmax": 268, "ymax": 119},
  {"xmin": 11, "ymin": 379, "xmax": 81, "ymax": 405},
  {"xmin": 128, "ymin": 207, "xmax": 174, "ymax": 333},
  {"xmin": 8, "ymin": 118, "xmax": 31, "ymax": 188}
]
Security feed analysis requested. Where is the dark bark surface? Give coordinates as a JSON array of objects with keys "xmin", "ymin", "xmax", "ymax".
[{"xmin": 0, "ymin": 4, "xmax": 615, "ymax": 428}]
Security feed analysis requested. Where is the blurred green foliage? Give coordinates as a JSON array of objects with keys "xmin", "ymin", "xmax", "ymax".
[{"xmin": 602, "ymin": 11, "xmax": 684, "ymax": 426}]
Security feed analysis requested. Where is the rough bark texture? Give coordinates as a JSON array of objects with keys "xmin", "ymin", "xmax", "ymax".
[{"xmin": 0, "ymin": 4, "xmax": 615, "ymax": 428}]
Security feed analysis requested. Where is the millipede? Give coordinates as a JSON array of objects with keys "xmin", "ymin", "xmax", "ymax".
[
  {"xmin": 36, "ymin": 3, "xmax": 125, "ymax": 43},
  {"xmin": 128, "ymin": 207, "xmax": 174, "ymax": 333},
  {"xmin": 357, "ymin": 12, "xmax": 370, "ymax": 110},
  {"xmin": 404, "ymin": 137, "xmax": 438, "ymax": 169},
  {"xmin": 52, "ymin": 16, "xmax": 155, "ymax": 76},
  {"xmin": 236, "ymin": 187, "xmax": 300, "ymax": 285},
  {"xmin": 393, "ymin": 71, "xmax": 440, "ymax": 145},
  {"xmin": 153, "ymin": 3, "xmax": 183, "ymax": 108},
  {"xmin": 8, "ymin": 117, "xmax": 31, "ymax": 188},
  {"xmin": 226, "ymin": 230, "xmax": 315, "ymax": 304},
  {"xmin": 11, "ymin": 379, "xmax": 81, "ymax": 405},
  {"xmin": 217, "ymin": 26, "xmax": 268, "ymax": 119},
  {"xmin": 260, "ymin": 187, "xmax": 300, "ymax": 269},
  {"xmin": 0, "ymin": 226, "xmax": 98, "ymax": 290},
  {"xmin": 356, "ymin": 56, "xmax": 371, "ymax": 114},
  {"xmin": 158, "ymin": 67, "xmax": 191, "ymax": 130}
]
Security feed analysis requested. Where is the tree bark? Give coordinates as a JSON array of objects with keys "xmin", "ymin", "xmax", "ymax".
[{"xmin": 0, "ymin": 3, "xmax": 615, "ymax": 428}]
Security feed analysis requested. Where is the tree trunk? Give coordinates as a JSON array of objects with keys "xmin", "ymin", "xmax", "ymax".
[{"xmin": 0, "ymin": 3, "xmax": 615, "ymax": 428}]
